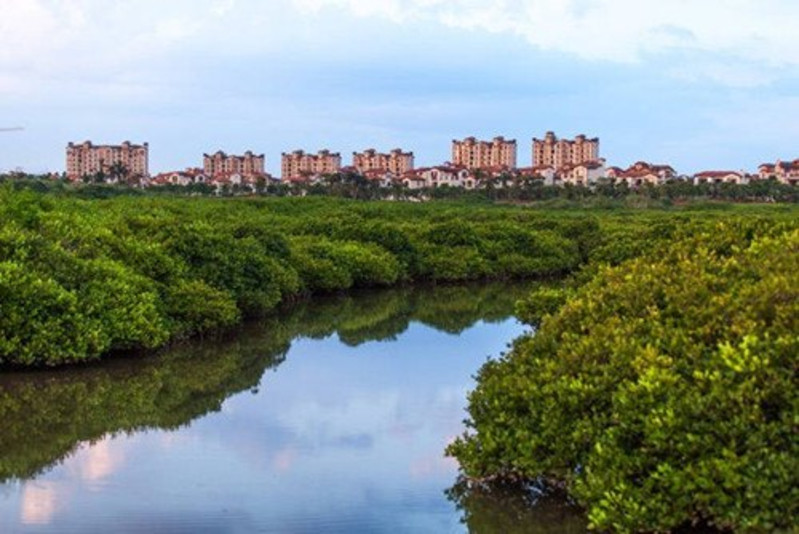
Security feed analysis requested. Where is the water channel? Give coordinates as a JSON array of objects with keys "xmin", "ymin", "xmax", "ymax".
[{"xmin": 0, "ymin": 282, "xmax": 588, "ymax": 533}]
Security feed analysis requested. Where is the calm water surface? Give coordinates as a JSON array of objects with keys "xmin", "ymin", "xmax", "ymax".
[{"xmin": 0, "ymin": 283, "xmax": 587, "ymax": 533}]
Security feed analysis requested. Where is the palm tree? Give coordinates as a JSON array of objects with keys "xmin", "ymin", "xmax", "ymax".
[{"xmin": 107, "ymin": 162, "xmax": 129, "ymax": 184}]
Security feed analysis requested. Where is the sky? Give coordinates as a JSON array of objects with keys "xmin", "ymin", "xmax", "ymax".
[{"xmin": 0, "ymin": 0, "xmax": 797, "ymax": 175}]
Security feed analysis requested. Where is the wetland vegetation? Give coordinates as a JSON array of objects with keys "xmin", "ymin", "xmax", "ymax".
[{"xmin": 0, "ymin": 187, "xmax": 796, "ymax": 532}]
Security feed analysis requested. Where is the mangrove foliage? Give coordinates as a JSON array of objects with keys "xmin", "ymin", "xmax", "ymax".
[{"xmin": 448, "ymin": 218, "xmax": 799, "ymax": 532}]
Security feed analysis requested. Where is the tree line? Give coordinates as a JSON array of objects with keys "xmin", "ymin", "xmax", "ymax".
[{"xmin": 2, "ymin": 171, "xmax": 798, "ymax": 204}]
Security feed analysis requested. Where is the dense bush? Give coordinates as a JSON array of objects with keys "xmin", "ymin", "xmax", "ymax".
[
  {"xmin": 417, "ymin": 243, "xmax": 490, "ymax": 281},
  {"xmin": 288, "ymin": 236, "xmax": 358, "ymax": 291},
  {"xmin": 0, "ymin": 190, "xmax": 649, "ymax": 366},
  {"xmin": 0, "ymin": 188, "xmax": 796, "ymax": 368},
  {"xmin": 163, "ymin": 280, "xmax": 241, "ymax": 337},
  {"xmin": 166, "ymin": 222, "xmax": 298, "ymax": 317},
  {"xmin": 0, "ymin": 262, "xmax": 88, "ymax": 365},
  {"xmin": 448, "ymin": 224, "xmax": 799, "ymax": 532}
]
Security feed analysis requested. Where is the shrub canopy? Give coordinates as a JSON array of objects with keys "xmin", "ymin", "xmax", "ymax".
[{"xmin": 449, "ymin": 224, "xmax": 799, "ymax": 532}]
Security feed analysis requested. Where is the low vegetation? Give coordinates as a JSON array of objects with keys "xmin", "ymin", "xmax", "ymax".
[
  {"xmin": 448, "ymin": 217, "xmax": 799, "ymax": 532},
  {"xmin": 2, "ymin": 172, "xmax": 798, "ymax": 205},
  {"xmin": 2, "ymin": 186, "xmax": 796, "ymax": 531},
  {"xmin": 0, "ymin": 187, "xmax": 591, "ymax": 366}
]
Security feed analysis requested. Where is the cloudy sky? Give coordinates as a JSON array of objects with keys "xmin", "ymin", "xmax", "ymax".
[{"xmin": 1, "ymin": 0, "xmax": 797, "ymax": 175}]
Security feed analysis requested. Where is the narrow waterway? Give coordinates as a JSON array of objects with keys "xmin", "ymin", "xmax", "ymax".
[{"xmin": 0, "ymin": 283, "xmax": 587, "ymax": 533}]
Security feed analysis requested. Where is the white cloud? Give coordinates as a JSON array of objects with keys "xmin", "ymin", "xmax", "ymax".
[
  {"xmin": 0, "ymin": 0, "xmax": 75, "ymax": 67},
  {"xmin": 0, "ymin": 0, "xmax": 275, "ymax": 97},
  {"xmin": 2, "ymin": 0, "xmax": 795, "ymax": 96},
  {"xmin": 295, "ymin": 0, "xmax": 410, "ymax": 21},
  {"xmin": 291, "ymin": 0, "xmax": 799, "ymax": 70}
]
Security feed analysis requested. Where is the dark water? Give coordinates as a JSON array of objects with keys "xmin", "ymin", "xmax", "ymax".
[{"xmin": 0, "ymin": 283, "xmax": 588, "ymax": 533}]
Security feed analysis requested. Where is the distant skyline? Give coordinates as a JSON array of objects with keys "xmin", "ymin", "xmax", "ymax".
[{"xmin": 1, "ymin": 0, "xmax": 797, "ymax": 175}]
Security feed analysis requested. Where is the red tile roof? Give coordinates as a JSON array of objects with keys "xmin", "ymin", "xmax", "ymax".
[
  {"xmin": 694, "ymin": 171, "xmax": 742, "ymax": 178},
  {"xmin": 620, "ymin": 169, "xmax": 660, "ymax": 179}
]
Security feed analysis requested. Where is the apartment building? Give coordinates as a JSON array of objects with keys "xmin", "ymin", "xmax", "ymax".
[
  {"xmin": 452, "ymin": 136, "xmax": 517, "ymax": 170},
  {"xmin": 281, "ymin": 149, "xmax": 342, "ymax": 180},
  {"xmin": 353, "ymin": 148, "xmax": 414, "ymax": 175},
  {"xmin": 532, "ymin": 132, "xmax": 599, "ymax": 168},
  {"xmin": 66, "ymin": 141, "xmax": 148, "ymax": 181},
  {"xmin": 203, "ymin": 150, "xmax": 265, "ymax": 178}
]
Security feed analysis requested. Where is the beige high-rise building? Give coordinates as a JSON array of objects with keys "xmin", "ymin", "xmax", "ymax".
[
  {"xmin": 66, "ymin": 141, "xmax": 148, "ymax": 180},
  {"xmin": 352, "ymin": 148, "xmax": 414, "ymax": 175},
  {"xmin": 281, "ymin": 149, "xmax": 342, "ymax": 180},
  {"xmin": 532, "ymin": 132, "xmax": 599, "ymax": 169},
  {"xmin": 452, "ymin": 136, "xmax": 517, "ymax": 170},
  {"xmin": 203, "ymin": 150, "xmax": 265, "ymax": 178}
]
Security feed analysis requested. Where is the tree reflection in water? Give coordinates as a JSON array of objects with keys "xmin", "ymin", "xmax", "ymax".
[
  {"xmin": 0, "ymin": 281, "xmax": 534, "ymax": 484},
  {"xmin": 446, "ymin": 478, "xmax": 588, "ymax": 534}
]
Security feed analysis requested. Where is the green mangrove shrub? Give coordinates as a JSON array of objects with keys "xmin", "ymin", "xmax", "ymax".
[
  {"xmin": 0, "ymin": 189, "xmax": 795, "ymax": 367},
  {"xmin": 448, "ymin": 226, "xmax": 799, "ymax": 532}
]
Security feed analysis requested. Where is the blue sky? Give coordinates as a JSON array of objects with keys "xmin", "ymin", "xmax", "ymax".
[{"xmin": 1, "ymin": 0, "xmax": 797, "ymax": 175}]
